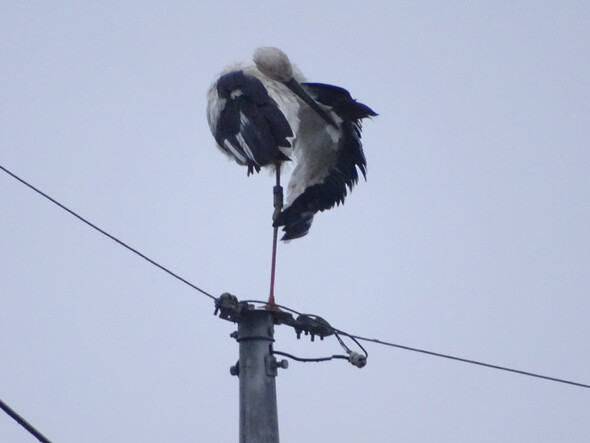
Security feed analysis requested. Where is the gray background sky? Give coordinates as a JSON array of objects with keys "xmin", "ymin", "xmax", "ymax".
[{"xmin": 2, "ymin": 2, "xmax": 589, "ymax": 442}]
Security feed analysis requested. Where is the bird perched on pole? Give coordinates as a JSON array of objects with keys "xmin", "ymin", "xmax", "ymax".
[{"xmin": 207, "ymin": 47, "xmax": 376, "ymax": 240}]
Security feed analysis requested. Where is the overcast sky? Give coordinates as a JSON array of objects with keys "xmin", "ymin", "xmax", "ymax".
[{"xmin": 2, "ymin": 2, "xmax": 589, "ymax": 442}]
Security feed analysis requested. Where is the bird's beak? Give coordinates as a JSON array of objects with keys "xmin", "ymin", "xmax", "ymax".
[{"xmin": 284, "ymin": 79, "xmax": 337, "ymax": 127}]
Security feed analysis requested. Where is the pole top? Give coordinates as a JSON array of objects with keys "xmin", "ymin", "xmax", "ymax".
[{"xmin": 214, "ymin": 293, "xmax": 336, "ymax": 342}]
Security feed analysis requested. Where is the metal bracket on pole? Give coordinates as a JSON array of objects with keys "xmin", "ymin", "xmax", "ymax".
[
  {"xmin": 214, "ymin": 293, "xmax": 252, "ymax": 322},
  {"xmin": 266, "ymin": 354, "xmax": 289, "ymax": 377},
  {"xmin": 284, "ymin": 314, "xmax": 335, "ymax": 341},
  {"xmin": 214, "ymin": 294, "xmax": 290, "ymax": 443}
]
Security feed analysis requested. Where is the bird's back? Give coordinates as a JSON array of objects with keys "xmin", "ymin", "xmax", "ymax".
[{"xmin": 207, "ymin": 65, "xmax": 299, "ymax": 174}]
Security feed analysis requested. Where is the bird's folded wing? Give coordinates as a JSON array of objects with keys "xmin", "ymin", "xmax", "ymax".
[
  {"xmin": 214, "ymin": 70, "xmax": 292, "ymax": 173},
  {"xmin": 273, "ymin": 83, "xmax": 376, "ymax": 239}
]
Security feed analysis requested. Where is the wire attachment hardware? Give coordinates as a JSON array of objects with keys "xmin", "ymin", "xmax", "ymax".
[
  {"xmin": 215, "ymin": 296, "xmax": 368, "ymax": 370},
  {"xmin": 214, "ymin": 293, "xmax": 253, "ymax": 322},
  {"xmin": 287, "ymin": 314, "xmax": 335, "ymax": 341},
  {"xmin": 347, "ymin": 351, "xmax": 367, "ymax": 368}
]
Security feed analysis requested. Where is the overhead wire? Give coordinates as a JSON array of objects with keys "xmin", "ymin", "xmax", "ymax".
[
  {"xmin": 0, "ymin": 164, "xmax": 217, "ymax": 301},
  {"xmin": 0, "ymin": 396, "xmax": 52, "ymax": 443},
  {"xmin": 2, "ymin": 164, "xmax": 590, "ymax": 389},
  {"xmin": 334, "ymin": 330, "xmax": 590, "ymax": 389},
  {"xmin": 1, "ymin": 163, "xmax": 217, "ymax": 441},
  {"xmin": 241, "ymin": 299, "xmax": 590, "ymax": 388},
  {"xmin": 272, "ymin": 350, "xmax": 349, "ymax": 363}
]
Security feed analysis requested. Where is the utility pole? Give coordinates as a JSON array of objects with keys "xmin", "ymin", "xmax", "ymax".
[
  {"xmin": 232, "ymin": 309, "xmax": 286, "ymax": 442},
  {"xmin": 214, "ymin": 293, "xmax": 365, "ymax": 442},
  {"xmin": 216, "ymin": 295, "xmax": 288, "ymax": 443}
]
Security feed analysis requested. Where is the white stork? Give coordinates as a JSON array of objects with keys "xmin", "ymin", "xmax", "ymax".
[{"xmin": 207, "ymin": 47, "xmax": 376, "ymax": 240}]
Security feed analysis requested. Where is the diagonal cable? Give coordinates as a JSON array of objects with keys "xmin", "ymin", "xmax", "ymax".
[
  {"xmin": 0, "ymin": 164, "xmax": 216, "ymax": 301},
  {"xmin": 339, "ymin": 331, "xmax": 590, "ymax": 389},
  {"xmin": 0, "ymin": 396, "xmax": 52, "ymax": 443},
  {"xmin": 4, "ymin": 164, "xmax": 589, "ymax": 390}
]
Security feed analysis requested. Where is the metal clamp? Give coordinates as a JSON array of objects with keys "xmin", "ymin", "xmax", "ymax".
[
  {"xmin": 214, "ymin": 293, "xmax": 252, "ymax": 323},
  {"xmin": 290, "ymin": 314, "xmax": 335, "ymax": 341}
]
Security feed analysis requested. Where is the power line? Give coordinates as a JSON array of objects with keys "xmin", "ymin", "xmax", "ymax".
[
  {"xmin": 242, "ymin": 298, "xmax": 590, "ymax": 389},
  {"xmin": 272, "ymin": 350, "xmax": 348, "ymax": 363},
  {"xmin": 0, "ymin": 164, "xmax": 217, "ymax": 301},
  {"xmin": 3, "ymin": 164, "xmax": 589, "ymax": 390},
  {"xmin": 337, "ymin": 331, "xmax": 590, "ymax": 389},
  {"xmin": 0, "ymin": 396, "xmax": 52, "ymax": 443}
]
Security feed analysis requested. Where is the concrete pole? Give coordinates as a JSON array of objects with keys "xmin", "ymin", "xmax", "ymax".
[{"xmin": 233, "ymin": 309, "xmax": 283, "ymax": 443}]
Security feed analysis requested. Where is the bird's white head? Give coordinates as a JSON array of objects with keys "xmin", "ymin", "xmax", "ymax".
[{"xmin": 253, "ymin": 47, "xmax": 294, "ymax": 82}]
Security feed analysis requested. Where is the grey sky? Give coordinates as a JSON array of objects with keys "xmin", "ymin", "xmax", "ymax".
[{"xmin": 2, "ymin": 2, "xmax": 589, "ymax": 442}]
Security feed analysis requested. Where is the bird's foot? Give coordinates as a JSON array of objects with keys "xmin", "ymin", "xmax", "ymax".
[{"xmin": 264, "ymin": 295, "xmax": 281, "ymax": 311}]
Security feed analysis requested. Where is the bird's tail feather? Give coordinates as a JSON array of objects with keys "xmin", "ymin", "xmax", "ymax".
[
  {"xmin": 273, "ymin": 177, "xmax": 343, "ymax": 240},
  {"xmin": 274, "ymin": 210, "xmax": 314, "ymax": 241}
]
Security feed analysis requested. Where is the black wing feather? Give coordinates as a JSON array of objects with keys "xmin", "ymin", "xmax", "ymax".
[{"xmin": 215, "ymin": 70, "xmax": 292, "ymax": 174}]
